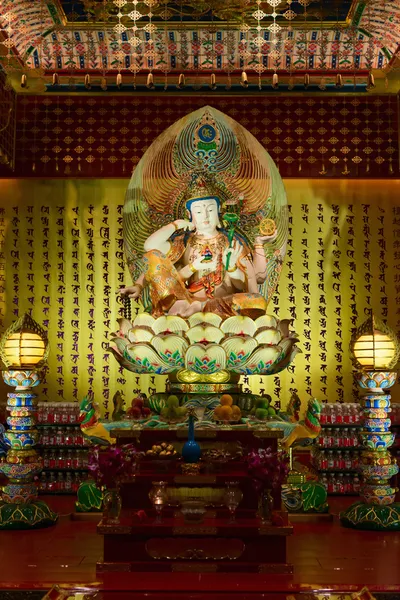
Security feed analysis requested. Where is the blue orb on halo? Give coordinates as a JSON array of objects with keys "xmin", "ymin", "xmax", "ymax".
[{"xmin": 198, "ymin": 124, "xmax": 216, "ymax": 143}]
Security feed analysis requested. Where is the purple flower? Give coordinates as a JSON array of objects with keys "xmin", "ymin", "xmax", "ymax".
[
  {"xmin": 245, "ymin": 447, "xmax": 289, "ymax": 491},
  {"xmin": 87, "ymin": 444, "xmax": 141, "ymax": 489}
]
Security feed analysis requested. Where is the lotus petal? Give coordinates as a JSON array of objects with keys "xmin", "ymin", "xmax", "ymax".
[
  {"xmin": 109, "ymin": 347, "xmax": 147, "ymax": 374},
  {"xmin": 109, "ymin": 336, "xmax": 130, "ymax": 356},
  {"xmin": 278, "ymin": 319, "xmax": 291, "ymax": 338},
  {"xmin": 254, "ymin": 315, "xmax": 278, "ymax": 331},
  {"xmin": 220, "ymin": 315, "xmax": 256, "ymax": 337},
  {"xmin": 255, "ymin": 329, "xmax": 281, "ymax": 345},
  {"xmin": 153, "ymin": 315, "xmax": 189, "ymax": 335},
  {"xmin": 188, "ymin": 312, "xmax": 223, "ymax": 328},
  {"xmin": 222, "ymin": 336, "xmax": 258, "ymax": 369},
  {"xmin": 128, "ymin": 327, "xmax": 154, "ymax": 343},
  {"xmin": 117, "ymin": 317, "xmax": 133, "ymax": 337},
  {"xmin": 151, "ymin": 334, "xmax": 188, "ymax": 368},
  {"xmin": 123, "ymin": 343, "xmax": 173, "ymax": 374},
  {"xmin": 133, "ymin": 313, "xmax": 156, "ymax": 330},
  {"xmin": 186, "ymin": 325, "xmax": 224, "ymax": 345},
  {"xmin": 234, "ymin": 345, "xmax": 280, "ymax": 375},
  {"xmin": 185, "ymin": 343, "xmax": 227, "ymax": 375},
  {"xmin": 269, "ymin": 342, "xmax": 301, "ymax": 375}
]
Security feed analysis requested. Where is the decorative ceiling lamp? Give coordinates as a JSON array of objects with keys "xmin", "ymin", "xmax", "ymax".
[
  {"xmin": 113, "ymin": 0, "xmax": 128, "ymax": 87},
  {"xmin": 129, "ymin": 0, "xmax": 143, "ymax": 88},
  {"xmin": 266, "ymin": 0, "xmax": 282, "ymax": 89},
  {"xmin": 340, "ymin": 314, "xmax": 400, "ymax": 531},
  {"xmin": 239, "ymin": 19, "xmax": 250, "ymax": 88},
  {"xmin": 0, "ymin": 313, "xmax": 57, "ymax": 529},
  {"xmin": 252, "ymin": 1, "xmax": 267, "ymax": 89},
  {"xmin": 143, "ymin": 0, "xmax": 158, "ymax": 89}
]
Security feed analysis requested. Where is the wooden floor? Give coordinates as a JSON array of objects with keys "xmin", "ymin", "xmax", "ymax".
[{"xmin": 0, "ymin": 495, "xmax": 399, "ymax": 596}]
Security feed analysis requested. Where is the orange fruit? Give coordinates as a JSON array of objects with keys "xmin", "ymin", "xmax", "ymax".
[
  {"xmin": 231, "ymin": 405, "xmax": 241, "ymax": 419},
  {"xmin": 214, "ymin": 405, "xmax": 223, "ymax": 419},
  {"xmin": 219, "ymin": 405, "xmax": 233, "ymax": 420},
  {"xmin": 220, "ymin": 394, "xmax": 233, "ymax": 406}
]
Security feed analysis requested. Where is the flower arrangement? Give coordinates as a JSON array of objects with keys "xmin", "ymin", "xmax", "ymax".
[
  {"xmin": 245, "ymin": 447, "xmax": 290, "ymax": 492},
  {"xmin": 87, "ymin": 444, "xmax": 140, "ymax": 490}
]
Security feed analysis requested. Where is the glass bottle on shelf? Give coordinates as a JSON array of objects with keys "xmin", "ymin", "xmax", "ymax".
[
  {"xmin": 41, "ymin": 427, "xmax": 49, "ymax": 447},
  {"xmin": 65, "ymin": 472, "xmax": 73, "ymax": 492},
  {"xmin": 53, "ymin": 403, "xmax": 61, "ymax": 424},
  {"xmin": 56, "ymin": 449, "xmax": 65, "ymax": 469},
  {"xmin": 48, "ymin": 427, "xmax": 56, "ymax": 446},
  {"xmin": 57, "ymin": 472, "xmax": 65, "ymax": 491},
  {"xmin": 72, "ymin": 450, "xmax": 81, "ymax": 469},
  {"xmin": 327, "ymin": 450, "xmax": 334, "ymax": 470},
  {"xmin": 68, "ymin": 404, "xmax": 77, "ymax": 424},
  {"xmin": 43, "ymin": 450, "xmax": 49, "ymax": 469},
  {"xmin": 47, "ymin": 403, "xmax": 54, "ymax": 424},
  {"xmin": 353, "ymin": 474, "xmax": 360, "ymax": 494},
  {"xmin": 344, "ymin": 451, "xmax": 352, "ymax": 470},
  {"xmin": 56, "ymin": 427, "xmax": 64, "ymax": 446},
  {"xmin": 39, "ymin": 472, "xmax": 47, "ymax": 492},
  {"xmin": 327, "ymin": 473, "xmax": 336, "ymax": 494},
  {"xmin": 64, "ymin": 428, "xmax": 74, "ymax": 447},
  {"xmin": 342, "ymin": 474, "xmax": 350, "ymax": 494},
  {"xmin": 72, "ymin": 473, "xmax": 80, "ymax": 492},
  {"xmin": 49, "ymin": 450, "xmax": 56, "ymax": 469},
  {"xmin": 65, "ymin": 450, "xmax": 72, "ymax": 469},
  {"xmin": 319, "ymin": 450, "xmax": 328, "ymax": 470},
  {"xmin": 61, "ymin": 403, "xmax": 69, "ymax": 424},
  {"xmin": 336, "ymin": 473, "xmax": 344, "ymax": 494},
  {"xmin": 320, "ymin": 474, "xmax": 328, "ymax": 490},
  {"xmin": 48, "ymin": 472, "xmax": 56, "ymax": 492}
]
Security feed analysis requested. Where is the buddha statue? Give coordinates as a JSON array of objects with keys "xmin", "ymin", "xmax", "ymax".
[{"xmin": 120, "ymin": 177, "xmax": 277, "ymax": 319}]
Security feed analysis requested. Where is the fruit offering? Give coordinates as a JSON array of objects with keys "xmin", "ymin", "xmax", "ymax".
[
  {"xmin": 126, "ymin": 395, "xmax": 152, "ymax": 420},
  {"xmin": 160, "ymin": 395, "xmax": 187, "ymax": 422},
  {"xmin": 146, "ymin": 442, "xmax": 177, "ymax": 459},
  {"xmin": 213, "ymin": 394, "xmax": 242, "ymax": 422},
  {"xmin": 250, "ymin": 397, "xmax": 276, "ymax": 421}
]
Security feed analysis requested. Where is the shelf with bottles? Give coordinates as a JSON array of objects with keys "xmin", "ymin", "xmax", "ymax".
[
  {"xmin": 38, "ymin": 426, "xmax": 90, "ymax": 448},
  {"xmin": 320, "ymin": 472, "xmax": 361, "ymax": 496},
  {"xmin": 38, "ymin": 470, "xmax": 91, "ymax": 494},
  {"xmin": 37, "ymin": 402, "xmax": 81, "ymax": 426},
  {"xmin": 315, "ymin": 427, "xmax": 362, "ymax": 449},
  {"xmin": 320, "ymin": 403, "xmax": 362, "ymax": 427},
  {"xmin": 42, "ymin": 448, "xmax": 89, "ymax": 471},
  {"xmin": 312, "ymin": 448, "xmax": 361, "ymax": 472},
  {"xmin": 37, "ymin": 423, "xmax": 81, "ymax": 428}
]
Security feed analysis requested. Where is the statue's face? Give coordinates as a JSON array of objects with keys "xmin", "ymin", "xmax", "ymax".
[{"xmin": 189, "ymin": 198, "xmax": 219, "ymax": 234}]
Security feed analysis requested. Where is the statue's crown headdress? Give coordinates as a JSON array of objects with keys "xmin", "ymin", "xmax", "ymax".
[{"xmin": 185, "ymin": 175, "xmax": 217, "ymax": 204}]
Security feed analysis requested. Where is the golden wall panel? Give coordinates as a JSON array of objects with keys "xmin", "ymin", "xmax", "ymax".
[{"xmin": 0, "ymin": 178, "xmax": 398, "ymax": 414}]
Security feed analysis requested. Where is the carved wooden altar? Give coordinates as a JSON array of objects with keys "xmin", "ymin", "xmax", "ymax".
[{"xmin": 96, "ymin": 428, "xmax": 293, "ymax": 574}]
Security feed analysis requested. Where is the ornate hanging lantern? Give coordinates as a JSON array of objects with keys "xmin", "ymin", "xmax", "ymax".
[
  {"xmin": 350, "ymin": 314, "xmax": 400, "ymax": 372},
  {"xmin": 0, "ymin": 313, "xmax": 48, "ymax": 369}
]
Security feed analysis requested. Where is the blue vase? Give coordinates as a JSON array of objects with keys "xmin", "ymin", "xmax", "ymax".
[{"xmin": 182, "ymin": 412, "xmax": 201, "ymax": 463}]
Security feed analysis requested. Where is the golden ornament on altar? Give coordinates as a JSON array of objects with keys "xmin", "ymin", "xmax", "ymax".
[{"xmin": 259, "ymin": 218, "xmax": 276, "ymax": 237}]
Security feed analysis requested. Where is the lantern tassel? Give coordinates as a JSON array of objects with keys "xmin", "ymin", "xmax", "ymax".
[{"xmin": 147, "ymin": 73, "xmax": 154, "ymax": 89}]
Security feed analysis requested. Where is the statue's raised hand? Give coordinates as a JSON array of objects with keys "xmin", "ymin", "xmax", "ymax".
[
  {"xmin": 173, "ymin": 219, "xmax": 195, "ymax": 232},
  {"xmin": 119, "ymin": 284, "xmax": 142, "ymax": 299},
  {"xmin": 191, "ymin": 255, "xmax": 218, "ymax": 273},
  {"xmin": 223, "ymin": 240, "xmax": 243, "ymax": 271},
  {"xmin": 254, "ymin": 230, "xmax": 278, "ymax": 245}
]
